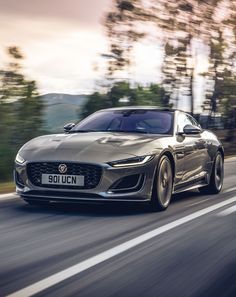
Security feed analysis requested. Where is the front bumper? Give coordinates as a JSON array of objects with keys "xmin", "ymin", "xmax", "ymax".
[{"xmin": 14, "ymin": 158, "xmax": 158, "ymax": 203}]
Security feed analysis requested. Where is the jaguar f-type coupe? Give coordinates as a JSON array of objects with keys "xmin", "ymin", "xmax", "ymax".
[{"xmin": 14, "ymin": 107, "xmax": 224, "ymax": 210}]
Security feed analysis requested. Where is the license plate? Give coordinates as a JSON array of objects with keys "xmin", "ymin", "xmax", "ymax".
[{"xmin": 41, "ymin": 174, "xmax": 84, "ymax": 186}]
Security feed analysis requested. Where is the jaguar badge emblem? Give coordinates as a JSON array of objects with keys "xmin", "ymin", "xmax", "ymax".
[{"xmin": 58, "ymin": 164, "xmax": 67, "ymax": 174}]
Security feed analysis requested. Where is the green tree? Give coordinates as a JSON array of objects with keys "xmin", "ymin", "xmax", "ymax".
[
  {"xmin": 103, "ymin": 0, "xmax": 236, "ymax": 117},
  {"xmin": 80, "ymin": 92, "xmax": 109, "ymax": 118},
  {"xmin": 0, "ymin": 46, "xmax": 43, "ymax": 181},
  {"xmin": 80, "ymin": 81, "xmax": 170, "ymax": 118}
]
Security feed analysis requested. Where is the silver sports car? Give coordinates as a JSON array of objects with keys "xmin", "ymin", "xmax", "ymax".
[{"xmin": 14, "ymin": 107, "xmax": 224, "ymax": 210}]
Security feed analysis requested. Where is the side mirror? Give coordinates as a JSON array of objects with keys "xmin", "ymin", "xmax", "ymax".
[
  {"xmin": 64, "ymin": 123, "xmax": 75, "ymax": 133},
  {"xmin": 183, "ymin": 124, "xmax": 202, "ymax": 135}
]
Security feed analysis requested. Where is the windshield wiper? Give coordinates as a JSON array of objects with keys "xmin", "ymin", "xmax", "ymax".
[
  {"xmin": 69, "ymin": 129, "xmax": 149, "ymax": 134},
  {"xmin": 107, "ymin": 129, "xmax": 148, "ymax": 134},
  {"xmin": 68, "ymin": 129, "xmax": 103, "ymax": 133}
]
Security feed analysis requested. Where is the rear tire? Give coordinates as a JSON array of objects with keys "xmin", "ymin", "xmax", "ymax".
[
  {"xmin": 199, "ymin": 152, "xmax": 224, "ymax": 195},
  {"xmin": 150, "ymin": 155, "xmax": 173, "ymax": 211}
]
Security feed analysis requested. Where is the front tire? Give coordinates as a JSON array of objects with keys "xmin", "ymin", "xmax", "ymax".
[
  {"xmin": 150, "ymin": 155, "xmax": 173, "ymax": 211},
  {"xmin": 199, "ymin": 152, "xmax": 224, "ymax": 195}
]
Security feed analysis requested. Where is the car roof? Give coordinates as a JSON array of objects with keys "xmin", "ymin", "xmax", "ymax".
[{"xmin": 98, "ymin": 106, "xmax": 183, "ymax": 113}]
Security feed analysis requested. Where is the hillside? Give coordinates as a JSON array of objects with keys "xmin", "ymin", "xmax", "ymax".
[{"xmin": 40, "ymin": 93, "xmax": 88, "ymax": 133}]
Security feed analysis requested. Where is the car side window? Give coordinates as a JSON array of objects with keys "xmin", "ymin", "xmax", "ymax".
[
  {"xmin": 177, "ymin": 113, "xmax": 192, "ymax": 133},
  {"xmin": 187, "ymin": 114, "xmax": 201, "ymax": 128}
]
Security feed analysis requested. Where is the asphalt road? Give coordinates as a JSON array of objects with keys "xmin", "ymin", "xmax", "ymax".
[{"xmin": 0, "ymin": 159, "xmax": 236, "ymax": 297}]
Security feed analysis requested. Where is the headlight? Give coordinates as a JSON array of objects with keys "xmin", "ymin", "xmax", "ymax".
[
  {"xmin": 15, "ymin": 153, "xmax": 25, "ymax": 164},
  {"xmin": 108, "ymin": 155, "xmax": 154, "ymax": 168}
]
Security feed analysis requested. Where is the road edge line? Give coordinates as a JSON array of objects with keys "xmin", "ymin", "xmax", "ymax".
[{"xmin": 0, "ymin": 193, "xmax": 16, "ymax": 200}]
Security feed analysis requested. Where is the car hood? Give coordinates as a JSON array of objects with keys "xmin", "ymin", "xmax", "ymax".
[{"xmin": 20, "ymin": 132, "xmax": 165, "ymax": 163}]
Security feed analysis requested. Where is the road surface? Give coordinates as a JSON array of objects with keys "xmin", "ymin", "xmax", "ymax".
[{"xmin": 0, "ymin": 158, "xmax": 236, "ymax": 297}]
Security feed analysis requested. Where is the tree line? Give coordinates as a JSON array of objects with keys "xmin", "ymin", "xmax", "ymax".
[
  {"xmin": 102, "ymin": 0, "xmax": 236, "ymax": 127},
  {"xmin": 81, "ymin": 81, "xmax": 170, "ymax": 118},
  {"xmin": 0, "ymin": 47, "xmax": 44, "ymax": 181}
]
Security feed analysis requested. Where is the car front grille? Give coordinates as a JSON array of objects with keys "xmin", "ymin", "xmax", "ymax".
[{"xmin": 27, "ymin": 162, "xmax": 102, "ymax": 189}]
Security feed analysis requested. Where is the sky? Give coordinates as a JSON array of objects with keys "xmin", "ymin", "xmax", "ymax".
[
  {"xmin": 0, "ymin": 0, "xmax": 163, "ymax": 95},
  {"xmin": 0, "ymin": 0, "xmax": 111, "ymax": 94},
  {"xmin": 0, "ymin": 0, "xmax": 208, "ymax": 112}
]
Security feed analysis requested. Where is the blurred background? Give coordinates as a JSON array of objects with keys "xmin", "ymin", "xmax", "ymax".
[{"xmin": 0, "ymin": 0, "xmax": 236, "ymax": 191}]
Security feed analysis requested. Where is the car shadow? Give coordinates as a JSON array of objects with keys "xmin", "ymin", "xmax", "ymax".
[
  {"xmin": 171, "ymin": 189, "xmax": 202, "ymax": 203},
  {"xmin": 17, "ymin": 200, "xmax": 150, "ymax": 217},
  {"xmin": 15, "ymin": 190, "xmax": 204, "ymax": 218}
]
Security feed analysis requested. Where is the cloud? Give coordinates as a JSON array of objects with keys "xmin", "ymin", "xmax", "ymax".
[
  {"xmin": 22, "ymin": 29, "xmax": 108, "ymax": 94},
  {"xmin": 0, "ymin": 0, "xmax": 110, "ymax": 28},
  {"xmin": 0, "ymin": 1, "xmax": 110, "ymax": 94}
]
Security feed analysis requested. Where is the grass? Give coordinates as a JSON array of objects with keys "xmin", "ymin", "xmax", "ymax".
[{"xmin": 0, "ymin": 181, "xmax": 15, "ymax": 194}]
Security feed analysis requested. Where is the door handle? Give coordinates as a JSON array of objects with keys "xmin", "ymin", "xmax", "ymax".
[
  {"xmin": 176, "ymin": 151, "xmax": 185, "ymax": 159},
  {"xmin": 198, "ymin": 139, "xmax": 207, "ymax": 148}
]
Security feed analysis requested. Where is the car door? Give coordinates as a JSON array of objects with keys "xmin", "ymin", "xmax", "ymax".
[{"xmin": 175, "ymin": 112, "xmax": 207, "ymax": 185}]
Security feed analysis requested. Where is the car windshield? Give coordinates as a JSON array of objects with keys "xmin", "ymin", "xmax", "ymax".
[{"xmin": 71, "ymin": 110, "xmax": 174, "ymax": 135}]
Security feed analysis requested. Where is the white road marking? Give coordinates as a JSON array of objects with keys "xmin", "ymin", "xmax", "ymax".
[
  {"xmin": 224, "ymin": 187, "xmax": 236, "ymax": 194},
  {"xmin": 6, "ymin": 196, "xmax": 236, "ymax": 297},
  {"xmin": 0, "ymin": 193, "xmax": 17, "ymax": 200},
  {"xmin": 217, "ymin": 204, "xmax": 236, "ymax": 216},
  {"xmin": 225, "ymin": 156, "xmax": 236, "ymax": 163}
]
